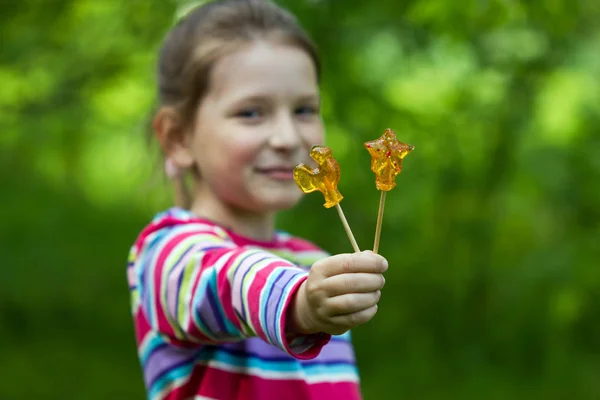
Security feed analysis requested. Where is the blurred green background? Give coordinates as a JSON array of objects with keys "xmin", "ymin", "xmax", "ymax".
[{"xmin": 2, "ymin": 0, "xmax": 599, "ymax": 399}]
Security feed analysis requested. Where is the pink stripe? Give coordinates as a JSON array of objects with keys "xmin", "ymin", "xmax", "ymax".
[
  {"xmin": 282, "ymin": 237, "xmax": 323, "ymax": 252},
  {"xmin": 166, "ymin": 242, "xmax": 206, "ymax": 320},
  {"xmin": 182, "ymin": 257, "xmax": 212, "ymax": 342},
  {"xmin": 210, "ymin": 248, "xmax": 243, "ymax": 332},
  {"xmin": 247, "ymin": 264, "xmax": 277, "ymax": 341},
  {"xmin": 134, "ymin": 310, "xmax": 152, "ymax": 343},
  {"xmin": 134, "ymin": 217, "xmax": 206, "ymax": 248},
  {"xmin": 152, "ymin": 231, "xmax": 203, "ymax": 338},
  {"xmin": 247, "ymin": 261, "xmax": 298, "ymax": 344},
  {"xmin": 277, "ymin": 275, "xmax": 331, "ymax": 359},
  {"xmin": 165, "ymin": 364, "xmax": 362, "ymax": 400},
  {"xmin": 229, "ymin": 251, "xmax": 267, "ymax": 318}
]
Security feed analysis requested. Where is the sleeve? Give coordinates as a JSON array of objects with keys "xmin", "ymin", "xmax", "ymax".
[{"xmin": 137, "ymin": 225, "xmax": 331, "ymax": 359}]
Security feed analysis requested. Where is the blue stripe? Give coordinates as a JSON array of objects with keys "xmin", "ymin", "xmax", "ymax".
[
  {"xmin": 207, "ymin": 266, "xmax": 239, "ymax": 336},
  {"xmin": 170, "ymin": 243, "xmax": 226, "ymax": 332},
  {"xmin": 196, "ymin": 348, "xmax": 357, "ymax": 373},
  {"xmin": 141, "ymin": 336, "xmax": 167, "ymax": 365},
  {"xmin": 149, "ymin": 360, "xmax": 196, "ymax": 398},
  {"xmin": 303, "ymin": 362, "xmax": 358, "ymax": 377},
  {"xmin": 147, "ymin": 345, "xmax": 358, "ymax": 396},
  {"xmin": 216, "ymin": 346, "xmax": 356, "ymax": 366},
  {"xmin": 237, "ymin": 252, "xmax": 270, "ymax": 321},
  {"xmin": 333, "ymin": 331, "xmax": 352, "ymax": 341},
  {"xmin": 147, "ymin": 344, "xmax": 357, "ymax": 396},
  {"xmin": 205, "ymin": 278, "xmax": 227, "ymax": 334},
  {"xmin": 260, "ymin": 269, "xmax": 286, "ymax": 345},
  {"xmin": 169, "ymin": 242, "xmax": 197, "ymax": 323},
  {"xmin": 210, "ymin": 348, "xmax": 299, "ymax": 372},
  {"xmin": 142, "ymin": 231, "xmax": 169, "ymax": 327},
  {"xmin": 273, "ymin": 272, "xmax": 302, "ymax": 347},
  {"xmin": 190, "ymin": 267, "xmax": 218, "ymax": 339}
]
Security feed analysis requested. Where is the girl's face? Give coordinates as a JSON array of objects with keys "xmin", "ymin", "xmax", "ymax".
[{"xmin": 189, "ymin": 41, "xmax": 324, "ymax": 213}]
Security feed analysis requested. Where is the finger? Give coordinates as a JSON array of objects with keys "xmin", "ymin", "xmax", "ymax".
[
  {"xmin": 318, "ymin": 252, "xmax": 388, "ymax": 277},
  {"xmin": 326, "ymin": 291, "xmax": 381, "ymax": 316},
  {"xmin": 330, "ymin": 304, "xmax": 379, "ymax": 329},
  {"xmin": 323, "ymin": 273, "xmax": 385, "ymax": 296}
]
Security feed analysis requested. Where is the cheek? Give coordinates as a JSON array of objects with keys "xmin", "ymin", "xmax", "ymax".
[
  {"xmin": 223, "ymin": 139, "xmax": 263, "ymax": 175},
  {"xmin": 302, "ymin": 122, "xmax": 325, "ymax": 145},
  {"xmin": 195, "ymin": 131, "xmax": 255, "ymax": 169},
  {"xmin": 200, "ymin": 139, "xmax": 260, "ymax": 192}
]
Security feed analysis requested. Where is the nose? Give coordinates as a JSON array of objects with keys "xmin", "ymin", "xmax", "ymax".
[{"xmin": 268, "ymin": 112, "xmax": 302, "ymax": 152}]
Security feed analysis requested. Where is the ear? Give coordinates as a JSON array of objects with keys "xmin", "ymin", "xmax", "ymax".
[{"xmin": 153, "ymin": 107, "xmax": 195, "ymax": 169}]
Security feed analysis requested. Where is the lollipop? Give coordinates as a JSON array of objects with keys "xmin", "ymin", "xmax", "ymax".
[
  {"xmin": 294, "ymin": 145, "xmax": 360, "ymax": 252},
  {"xmin": 364, "ymin": 129, "xmax": 414, "ymax": 253}
]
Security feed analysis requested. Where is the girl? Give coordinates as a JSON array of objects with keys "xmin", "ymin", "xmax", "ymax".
[{"xmin": 127, "ymin": 1, "xmax": 388, "ymax": 399}]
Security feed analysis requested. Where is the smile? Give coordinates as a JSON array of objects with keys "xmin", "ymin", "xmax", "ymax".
[{"xmin": 255, "ymin": 167, "xmax": 295, "ymax": 181}]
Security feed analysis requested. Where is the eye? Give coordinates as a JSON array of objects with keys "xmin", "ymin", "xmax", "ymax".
[
  {"xmin": 236, "ymin": 108, "xmax": 262, "ymax": 119},
  {"xmin": 295, "ymin": 105, "xmax": 319, "ymax": 116}
]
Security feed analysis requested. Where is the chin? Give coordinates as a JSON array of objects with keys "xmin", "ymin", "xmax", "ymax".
[
  {"xmin": 255, "ymin": 192, "xmax": 302, "ymax": 212},
  {"xmin": 265, "ymin": 197, "xmax": 301, "ymax": 211}
]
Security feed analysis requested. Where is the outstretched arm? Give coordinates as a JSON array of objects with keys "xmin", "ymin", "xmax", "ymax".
[{"xmin": 129, "ymin": 222, "xmax": 328, "ymax": 359}]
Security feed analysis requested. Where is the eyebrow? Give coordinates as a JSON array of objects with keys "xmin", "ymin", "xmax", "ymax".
[
  {"xmin": 296, "ymin": 94, "xmax": 321, "ymax": 103},
  {"xmin": 229, "ymin": 93, "xmax": 320, "ymax": 106}
]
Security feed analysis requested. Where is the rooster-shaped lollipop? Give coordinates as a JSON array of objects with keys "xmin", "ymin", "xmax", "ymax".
[{"xmin": 294, "ymin": 145, "xmax": 360, "ymax": 252}]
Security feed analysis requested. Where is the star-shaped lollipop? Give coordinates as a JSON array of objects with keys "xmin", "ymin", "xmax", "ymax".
[
  {"xmin": 365, "ymin": 128, "xmax": 414, "ymax": 191},
  {"xmin": 294, "ymin": 145, "xmax": 360, "ymax": 252},
  {"xmin": 364, "ymin": 129, "xmax": 414, "ymax": 253}
]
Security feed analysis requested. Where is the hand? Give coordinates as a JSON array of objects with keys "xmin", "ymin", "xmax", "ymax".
[{"xmin": 289, "ymin": 251, "xmax": 388, "ymax": 336}]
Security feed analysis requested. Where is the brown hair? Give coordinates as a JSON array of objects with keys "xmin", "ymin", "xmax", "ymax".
[{"xmin": 151, "ymin": 0, "xmax": 321, "ymax": 208}]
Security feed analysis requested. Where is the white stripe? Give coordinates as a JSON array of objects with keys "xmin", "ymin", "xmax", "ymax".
[
  {"xmin": 228, "ymin": 251, "xmax": 268, "ymax": 324},
  {"xmin": 202, "ymin": 360, "xmax": 359, "ymax": 384},
  {"xmin": 163, "ymin": 237, "xmax": 209, "ymax": 339},
  {"xmin": 137, "ymin": 331, "xmax": 155, "ymax": 359},
  {"xmin": 306, "ymin": 372, "xmax": 359, "ymax": 384},
  {"xmin": 257, "ymin": 265, "xmax": 299, "ymax": 345},
  {"xmin": 154, "ymin": 374, "xmax": 189, "ymax": 400},
  {"xmin": 273, "ymin": 273, "xmax": 305, "ymax": 347},
  {"xmin": 181, "ymin": 250, "xmax": 205, "ymax": 332},
  {"xmin": 152, "ymin": 360, "xmax": 358, "ymax": 399},
  {"xmin": 188, "ymin": 250, "xmax": 236, "ymax": 339}
]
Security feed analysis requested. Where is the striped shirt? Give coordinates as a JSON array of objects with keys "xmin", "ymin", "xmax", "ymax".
[{"xmin": 127, "ymin": 207, "xmax": 361, "ymax": 400}]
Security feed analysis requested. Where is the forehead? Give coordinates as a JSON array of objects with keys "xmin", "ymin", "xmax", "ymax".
[{"xmin": 207, "ymin": 41, "xmax": 319, "ymax": 100}]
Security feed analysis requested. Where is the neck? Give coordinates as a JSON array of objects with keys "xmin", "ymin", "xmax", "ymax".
[{"xmin": 189, "ymin": 184, "xmax": 276, "ymax": 242}]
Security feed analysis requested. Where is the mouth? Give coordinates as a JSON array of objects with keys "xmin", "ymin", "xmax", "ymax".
[{"xmin": 254, "ymin": 166, "xmax": 295, "ymax": 181}]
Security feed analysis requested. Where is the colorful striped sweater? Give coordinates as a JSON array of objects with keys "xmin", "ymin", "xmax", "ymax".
[{"xmin": 127, "ymin": 207, "xmax": 361, "ymax": 400}]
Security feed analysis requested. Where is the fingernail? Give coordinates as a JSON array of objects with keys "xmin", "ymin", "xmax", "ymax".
[{"xmin": 381, "ymin": 258, "xmax": 388, "ymax": 270}]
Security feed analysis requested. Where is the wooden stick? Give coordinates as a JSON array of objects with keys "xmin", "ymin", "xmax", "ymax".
[
  {"xmin": 373, "ymin": 191, "xmax": 386, "ymax": 254},
  {"xmin": 335, "ymin": 204, "xmax": 360, "ymax": 253}
]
